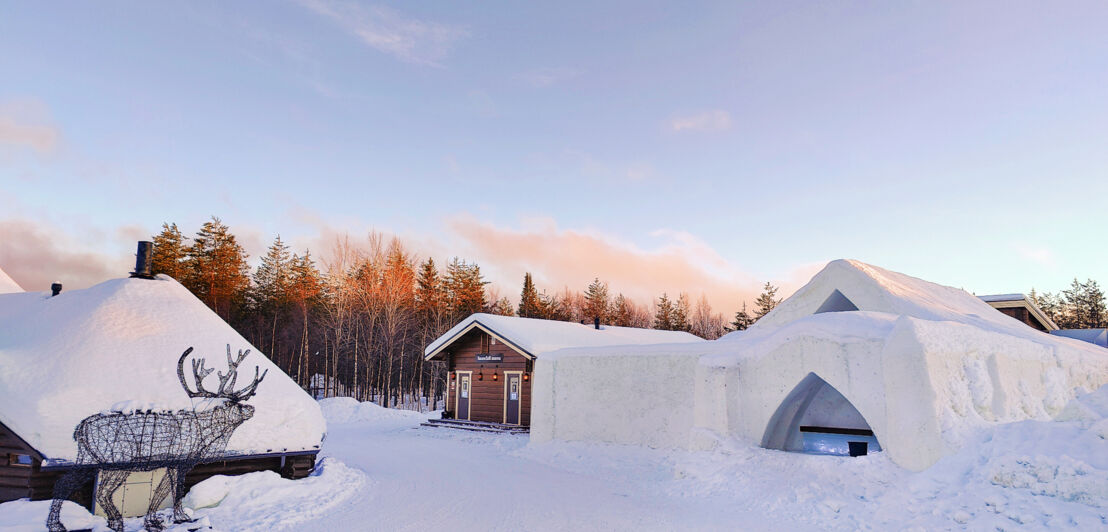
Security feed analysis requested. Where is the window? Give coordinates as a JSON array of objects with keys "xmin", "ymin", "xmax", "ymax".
[
  {"xmin": 8, "ymin": 453, "xmax": 33, "ymax": 467},
  {"xmin": 481, "ymin": 333, "xmax": 490, "ymax": 353}
]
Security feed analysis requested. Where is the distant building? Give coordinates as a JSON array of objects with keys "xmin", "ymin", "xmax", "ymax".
[
  {"xmin": 978, "ymin": 293, "xmax": 1058, "ymax": 332},
  {"xmin": 424, "ymin": 314, "xmax": 702, "ymax": 429}
]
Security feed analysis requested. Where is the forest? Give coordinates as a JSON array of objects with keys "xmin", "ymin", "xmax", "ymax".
[
  {"xmin": 147, "ymin": 217, "xmax": 775, "ymax": 410},
  {"xmin": 149, "ymin": 217, "xmax": 1107, "ymax": 410}
]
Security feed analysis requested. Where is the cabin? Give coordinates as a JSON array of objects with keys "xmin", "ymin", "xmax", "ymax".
[
  {"xmin": 424, "ymin": 314, "xmax": 703, "ymax": 429},
  {"xmin": 531, "ymin": 260, "xmax": 1108, "ymax": 471},
  {"xmin": 978, "ymin": 293, "xmax": 1058, "ymax": 332},
  {"xmin": 0, "ymin": 251, "xmax": 325, "ymax": 520}
]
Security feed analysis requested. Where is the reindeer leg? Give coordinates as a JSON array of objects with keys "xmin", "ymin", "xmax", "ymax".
[
  {"xmin": 172, "ymin": 466, "xmax": 196, "ymax": 524},
  {"xmin": 95, "ymin": 470, "xmax": 127, "ymax": 532},
  {"xmin": 143, "ymin": 469, "xmax": 175, "ymax": 531},
  {"xmin": 46, "ymin": 468, "xmax": 92, "ymax": 532}
]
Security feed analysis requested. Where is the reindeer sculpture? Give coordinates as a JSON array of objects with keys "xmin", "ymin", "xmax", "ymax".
[{"xmin": 47, "ymin": 346, "xmax": 267, "ymax": 532}]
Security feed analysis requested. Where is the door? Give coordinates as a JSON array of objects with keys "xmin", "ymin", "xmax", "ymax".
[
  {"xmin": 456, "ymin": 371, "xmax": 472, "ymax": 421},
  {"xmin": 503, "ymin": 371, "xmax": 522, "ymax": 425}
]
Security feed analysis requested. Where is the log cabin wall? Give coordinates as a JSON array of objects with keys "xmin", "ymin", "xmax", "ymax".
[
  {"xmin": 446, "ymin": 329, "xmax": 532, "ymax": 425},
  {"xmin": 997, "ymin": 307, "xmax": 1047, "ymax": 331},
  {"xmin": 0, "ymin": 421, "xmax": 40, "ymax": 503}
]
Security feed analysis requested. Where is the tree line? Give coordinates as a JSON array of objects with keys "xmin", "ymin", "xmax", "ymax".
[
  {"xmin": 147, "ymin": 217, "xmax": 778, "ymax": 409},
  {"xmin": 1030, "ymin": 279, "xmax": 1107, "ymax": 329}
]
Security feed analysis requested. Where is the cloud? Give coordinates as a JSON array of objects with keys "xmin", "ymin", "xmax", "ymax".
[
  {"xmin": 670, "ymin": 109, "xmax": 732, "ymax": 133},
  {"xmin": 1014, "ymin": 243, "xmax": 1056, "ymax": 268},
  {"xmin": 0, "ymin": 100, "xmax": 60, "ymax": 153},
  {"xmin": 0, "ymin": 219, "xmax": 131, "ymax": 292},
  {"xmin": 297, "ymin": 0, "xmax": 468, "ymax": 66},
  {"xmin": 444, "ymin": 216, "xmax": 800, "ymax": 314},
  {"xmin": 517, "ymin": 67, "xmax": 582, "ymax": 87}
]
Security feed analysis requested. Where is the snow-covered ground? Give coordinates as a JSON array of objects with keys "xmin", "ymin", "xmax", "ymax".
[{"xmin": 5, "ymin": 388, "xmax": 1107, "ymax": 531}]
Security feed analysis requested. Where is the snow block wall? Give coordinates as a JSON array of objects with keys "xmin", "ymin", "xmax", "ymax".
[{"xmin": 531, "ymin": 349, "xmax": 702, "ymax": 449}]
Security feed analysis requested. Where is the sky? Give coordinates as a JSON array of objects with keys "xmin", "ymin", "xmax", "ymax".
[{"xmin": 1, "ymin": 1, "xmax": 1107, "ymax": 314}]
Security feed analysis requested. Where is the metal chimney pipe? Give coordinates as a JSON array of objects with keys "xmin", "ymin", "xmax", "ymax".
[
  {"xmin": 130, "ymin": 241, "xmax": 154, "ymax": 279},
  {"xmin": 51, "ymin": 283, "xmax": 62, "ymax": 297},
  {"xmin": 594, "ymin": 316, "xmax": 600, "ymax": 329}
]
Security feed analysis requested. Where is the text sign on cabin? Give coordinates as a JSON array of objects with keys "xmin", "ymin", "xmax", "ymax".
[{"xmin": 476, "ymin": 353, "xmax": 503, "ymax": 362}]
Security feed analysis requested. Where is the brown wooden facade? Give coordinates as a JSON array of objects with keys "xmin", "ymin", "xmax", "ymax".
[
  {"xmin": 996, "ymin": 306, "xmax": 1048, "ymax": 332},
  {"xmin": 1, "ymin": 419, "xmax": 316, "ymax": 506},
  {"xmin": 441, "ymin": 328, "xmax": 533, "ymax": 426}
]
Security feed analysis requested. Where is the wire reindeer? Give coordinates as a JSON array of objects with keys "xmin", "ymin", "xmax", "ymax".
[{"xmin": 47, "ymin": 346, "xmax": 267, "ymax": 532}]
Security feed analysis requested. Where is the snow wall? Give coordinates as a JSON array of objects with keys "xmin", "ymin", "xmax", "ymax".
[{"xmin": 531, "ymin": 314, "xmax": 1108, "ymax": 472}]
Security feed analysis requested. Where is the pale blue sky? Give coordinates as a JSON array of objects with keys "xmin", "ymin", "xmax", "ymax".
[{"xmin": 1, "ymin": 1, "xmax": 1106, "ymax": 311}]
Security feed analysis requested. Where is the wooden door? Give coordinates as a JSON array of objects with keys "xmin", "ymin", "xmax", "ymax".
[
  {"xmin": 503, "ymin": 372, "xmax": 522, "ymax": 425},
  {"xmin": 456, "ymin": 371, "xmax": 472, "ymax": 421}
]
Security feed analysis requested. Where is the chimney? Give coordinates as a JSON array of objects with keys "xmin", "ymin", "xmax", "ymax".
[
  {"xmin": 130, "ymin": 241, "xmax": 154, "ymax": 279},
  {"xmin": 51, "ymin": 283, "xmax": 62, "ymax": 297},
  {"xmin": 594, "ymin": 316, "xmax": 600, "ymax": 330}
]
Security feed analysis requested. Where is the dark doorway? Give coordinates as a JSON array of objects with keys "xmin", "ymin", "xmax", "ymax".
[{"xmin": 761, "ymin": 373, "xmax": 881, "ymax": 456}]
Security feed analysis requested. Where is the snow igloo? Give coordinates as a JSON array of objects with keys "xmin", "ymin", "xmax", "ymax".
[{"xmin": 530, "ymin": 260, "xmax": 1108, "ymax": 471}]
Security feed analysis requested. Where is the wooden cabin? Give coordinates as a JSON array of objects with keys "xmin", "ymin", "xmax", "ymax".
[
  {"xmin": 424, "ymin": 313, "xmax": 704, "ymax": 428},
  {"xmin": 0, "ymin": 253, "xmax": 325, "ymax": 516},
  {"xmin": 979, "ymin": 294, "xmax": 1058, "ymax": 332}
]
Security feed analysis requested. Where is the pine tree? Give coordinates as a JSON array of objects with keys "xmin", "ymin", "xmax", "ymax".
[
  {"xmin": 753, "ymin": 282, "xmax": 780, "ymax": 319},
  {"xmin": 150, "ymin": 223, "xmax": 187, "ymax": 280},
  {"xmin": 415, "ymin": 258, "xmax": 445, "ymax": 315},
  {"xmin": 611, "ymin": 294, "xmax": 635, "ymax": 327},
  {"xmin": 490, "ymin": 297, "xmax": 515, "ymax": 316},
  {"xmin": 583, "ymin": 278, "xmax": 610, "ymax": 323},
  {"xmin": 184, "ymin": 217, "xmax": 251, "ymax": 319},
  {"xmin": 445, "ymin": 258, "xmax": 487, "ymax": 318},
  {"xmin": 730, "ymin": 302, "xmax": 754, "ymax": 331},
  {"xmin": 653, "ymin": 293, "xmax": 675, "ymax": 330},
  {"xmin": 673, "ymin": 293, "xmax": 691, "ymax": 332},
  {"xmin": 518, "ymin": 273, "xmax": 542, "ymax": 318},
  {"xmin": 253, "ymin": 235, "xmax": 293, "ymax": 309}
]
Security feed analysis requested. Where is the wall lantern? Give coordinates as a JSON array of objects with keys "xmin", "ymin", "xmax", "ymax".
[
  {"xmin": 450, "ymin": 372, "xmax": 456, "ymax": 381},
  {"xmin": 523, "ymin": 373, "xmax": 530, "ymax": 382},
  {"xmin": 478, "ymin": 370, "xmax": 484, "ymax": 381},
  {"xmin": 492, "ymin": 364, "xmax": 500, "ymax": 381}
]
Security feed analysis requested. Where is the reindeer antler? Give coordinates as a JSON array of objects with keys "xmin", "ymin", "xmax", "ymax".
[{"xmin": 177, "ymin": 345, "xmax": 268, "ymax": 402}]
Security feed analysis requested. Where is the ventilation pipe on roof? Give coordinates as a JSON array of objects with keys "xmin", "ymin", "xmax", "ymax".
[
  {"xmin": 594, "ymin": 317, "xmax": 600, "ymax": 329},
  {"xmin": 51, "ymin": 283, "xmax": 62, "ymax": 297},
  {"xmin": 130, "ymin": 241, "xmax": 155, "ymax": 279}
]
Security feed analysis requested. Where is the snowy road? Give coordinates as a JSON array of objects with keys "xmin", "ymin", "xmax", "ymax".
[{"xmin": 300, "ymin": 411, "xmax": 810, "ymax": 532}]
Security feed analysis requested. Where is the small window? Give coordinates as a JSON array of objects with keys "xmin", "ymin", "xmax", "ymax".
[
  {"xmin": 9, "ymin": 453, "xmax": 33, "ymax": 467},
  {"xmin": 481, "ymin": 333, "xmax": 490, "ymax": 353}
]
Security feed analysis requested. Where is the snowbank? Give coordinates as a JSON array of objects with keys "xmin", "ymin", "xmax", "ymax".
[
  {"xmin": 0, "ymin": 458, "xmax": 365, "ymax": 532},
  {"xmin": 0, "ymin": 275, "xmax": 325, "ymax": 461},
  {"xmin": 318, "ymin": 397, "xmax": 431, "ymax": 425}
]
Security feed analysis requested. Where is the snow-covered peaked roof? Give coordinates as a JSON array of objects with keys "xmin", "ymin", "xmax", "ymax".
[
  {"xmin": 0, "ymin": 275, "xmax": 325, "ymax": 462},
  {"xmin": 741, "ymin": 259, "xmax": 1057, "ymax": 340},
  {"xmin": 0, "ymin": 267, "xmax": 23, "ymax": 294},
  {"xmin": 425, "ymin": 313, "xmax": 704, "ymax": 360},
  {"xmin": 978, "ymin": 293, "xmax": 1058, "ymax": 331}
]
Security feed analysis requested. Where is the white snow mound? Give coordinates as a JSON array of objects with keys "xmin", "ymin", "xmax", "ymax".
[
  {"xmin": 0, "ymin": 275, "xmax": 325, "ymax": 461},
  {"xmin": 0, "ymin": 267, "xmax": 22, "ymax": 294}
]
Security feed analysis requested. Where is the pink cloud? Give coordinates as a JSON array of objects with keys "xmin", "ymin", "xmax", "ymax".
[{"xmin": 0, "ymin": 100, "xmax": 60, "ymax": 153}]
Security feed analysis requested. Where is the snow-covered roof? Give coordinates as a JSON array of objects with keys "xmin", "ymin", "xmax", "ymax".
[
  {"xmin": 1051, "ymin": 328, "xmax": 1107, "ymax": 348},
  {"xmin": 741, "ymin": 259, "xmax": 1060, "ymax": 340},
  {"xmin": 977, "ymin": 293, "xmax": 1058, "ymax": 331},
  {"xmin": 425, "ymin": 313, "xmax": 704, "ymax": 360},
  {"xmin": 977, "ymin": 293, "xmax": 1025, "ymax": 303},
  {"xmin": 0, "ymin": 267, "xmax": 23, "ymax": 294},
  {"xmin": 0, "ymin": 275, "xmax": 325, "ymax": 462}
]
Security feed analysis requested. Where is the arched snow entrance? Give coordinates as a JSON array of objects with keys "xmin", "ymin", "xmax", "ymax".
[{"xmin": 761, "ymin": 373, "xmax": 881, "ymax": 456}]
